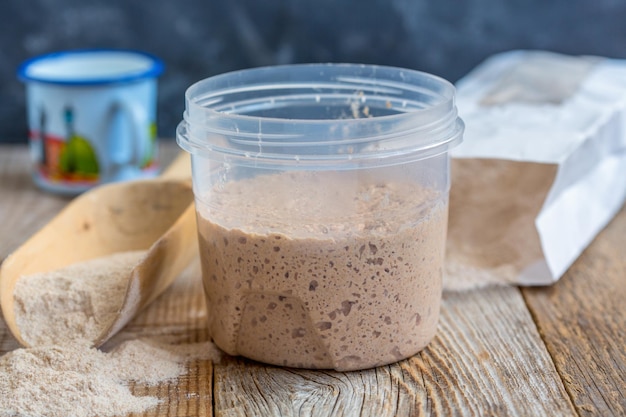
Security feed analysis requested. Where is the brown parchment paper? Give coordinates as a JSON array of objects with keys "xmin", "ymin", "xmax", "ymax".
[{"xmin": 444, "ymin": 159, "xmax": 558, "ymax": 291}]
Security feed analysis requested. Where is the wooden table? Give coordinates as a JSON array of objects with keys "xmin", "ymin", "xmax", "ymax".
[{"xmin": 1, "ymin": 143, "xmax": 624, "ymax": 416}]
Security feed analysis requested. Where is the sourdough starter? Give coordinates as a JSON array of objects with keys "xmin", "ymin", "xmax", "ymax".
[{"xmin": 196, "ymin": 171, "xmax": 447, "ymax": 371}]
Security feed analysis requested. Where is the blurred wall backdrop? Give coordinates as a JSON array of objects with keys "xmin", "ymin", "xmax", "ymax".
[{"xmin": 1, "ymin": 0, "xmax": 625, "ymax": 142}]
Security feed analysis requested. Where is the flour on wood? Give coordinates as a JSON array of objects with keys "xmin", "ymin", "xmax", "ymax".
[
  {"xmin": 13, "ymin": 251, "xmax": 146, "ymax": 346},
  {"xmin": 0, "ymin": 338, "xmax": 223, "ymax": 417},
  {"xmin": 1, "ymin": 252, "xmax": 223, "ymax": 417}
]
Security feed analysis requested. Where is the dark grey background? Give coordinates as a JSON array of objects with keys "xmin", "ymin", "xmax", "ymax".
[{"xmin": 1, "ymin": 0, "xmax": 626, "ymax": 143}]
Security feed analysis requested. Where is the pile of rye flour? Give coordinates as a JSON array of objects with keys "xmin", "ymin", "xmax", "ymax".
[{"xmin": 0, "ymin": 251, "xmax": 221, "ymax": 417}]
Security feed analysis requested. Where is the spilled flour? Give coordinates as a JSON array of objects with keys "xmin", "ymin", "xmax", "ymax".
[
  {"xmin": 0, "ymin": 338, "xmax": 223, "ymax": 417},
  {"xmin": 13, "ymin": 251, "xmax": 145, "ymax": 346},
  {"xmin": 1, "ymin": 252, "xmax": 223, "ymax": 417}
]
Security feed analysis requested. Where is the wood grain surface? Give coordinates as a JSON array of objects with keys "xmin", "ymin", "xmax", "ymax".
[
  {"xmin": 213, "ymin": 285, "xmax": 576, "ymax": 417},
  {"xmin": 522, "ymin": 207, "xmax": 626, "ymax": 416},
  {"xmin": 1, "ymin": 142, "xmax": 624, "ymax": 417}
]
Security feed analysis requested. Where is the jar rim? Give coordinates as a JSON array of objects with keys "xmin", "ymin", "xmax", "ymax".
[{"xmin": 177, "ymin": 63, "xmax": 463, "ymax": 168}]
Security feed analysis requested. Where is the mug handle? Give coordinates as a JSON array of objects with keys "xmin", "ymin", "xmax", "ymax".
[{"xmin": 104, "ymin": 101, "xmax": 150, "ymax": 180}]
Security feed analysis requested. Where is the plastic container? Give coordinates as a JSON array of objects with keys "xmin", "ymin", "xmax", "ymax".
[{"xmin": 177, "ymin": 63, "xmax": 463, "ymax": 371}]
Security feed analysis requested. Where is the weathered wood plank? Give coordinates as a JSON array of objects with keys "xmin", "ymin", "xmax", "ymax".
[
  {"xmin": 0, "ymin": 145, "xmax": 68, "ymax": 259},
  {"xmin": 522, "ymin": 206, "xmax": 626, "ymax": 417},
  {"xmin": 127, "ymin": 359, "xmax": 213, "ymax": 417},
  {"xmin": 213, "ymin": 285, "xmax": 576, "ymax": 417},
  {"xmin": 0, "ymin": 312, "xmax": 20, "ymax": 353}
]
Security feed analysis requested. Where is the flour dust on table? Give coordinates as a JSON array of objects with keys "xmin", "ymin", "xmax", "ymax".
[{"xmin": 0, "ymin": 251, "xmax": 223, "ymax": 417}]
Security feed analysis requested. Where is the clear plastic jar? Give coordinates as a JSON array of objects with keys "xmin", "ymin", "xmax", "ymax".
[{"xmin": 177, "ymin": 64, "xmax": 463, "ymax": 371}]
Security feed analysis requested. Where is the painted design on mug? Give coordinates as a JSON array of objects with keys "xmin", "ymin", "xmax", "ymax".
[
  {"xmin": 29, "ymin": 108, "xmax": 158, "ymax": 186},
  {"xmin": 142, "ymin": 120, "xmax": 158, "ymax": 169},
  {"xmin": 58, "ymin": 106, "xmax": 99, "ymax": 178},
  {"xmin": 30, "ymin": 106, "xmax": 100, "ymax": 184}
]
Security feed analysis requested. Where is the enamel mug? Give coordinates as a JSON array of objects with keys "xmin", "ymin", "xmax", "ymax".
[{"xmin": 18, "ymin": 49, "xmax": 164, "ymax": 195}]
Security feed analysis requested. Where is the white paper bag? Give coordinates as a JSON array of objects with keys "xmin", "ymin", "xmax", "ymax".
[{"xmin": 446, "ymin": 50, "xmax": 626, "ymax": 287}]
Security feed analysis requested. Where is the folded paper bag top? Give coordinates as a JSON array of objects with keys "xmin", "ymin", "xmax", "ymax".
[{"xmin": 446, "ymin": 50, "xmax": 626, "ymax": 288}]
